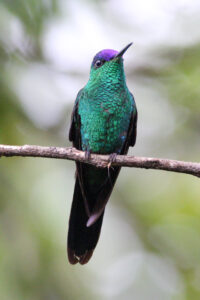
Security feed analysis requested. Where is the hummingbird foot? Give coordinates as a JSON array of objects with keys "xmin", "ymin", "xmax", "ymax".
[
  {"xmin": 108, "ymin": 153, "xmax": 118, "ymax": 167},
  {"xmin": 84, "ymin": 149, "xmax": 91, "ymax": 160},
  {"xmin": 107, "ymin": 153, "xmax": 118, "ymax": 184}
]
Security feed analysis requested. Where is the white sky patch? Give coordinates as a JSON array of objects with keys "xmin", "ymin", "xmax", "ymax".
[
  {"xmin": 10, "ymin": 63, "xmax": 81, "ymax": 128},
  {"xmin": 42, "ymin": 1, "xmax": 112, "ymax": 72},
  {"xmin": 0, "ymin": 4, "xmax": 27, "ymax": 54},
  {"xmin": 89, "ymin": 252, "xmax": 183, "ymax": 299}
]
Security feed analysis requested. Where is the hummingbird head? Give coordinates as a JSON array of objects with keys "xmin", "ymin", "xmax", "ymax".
[{"xmin": 87, "ymin": 43, "xmax": 132, "ymax": 87}]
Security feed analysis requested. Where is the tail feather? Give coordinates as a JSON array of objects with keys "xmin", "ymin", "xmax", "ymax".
[{"xmin": 67, "ymin": 178, "xmax": 104, "ymax": 264}]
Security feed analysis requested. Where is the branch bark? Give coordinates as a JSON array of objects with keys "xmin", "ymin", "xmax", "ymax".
[{"xmin": 0, "ymin": 144, "xmax": 200, "ymax": 178}]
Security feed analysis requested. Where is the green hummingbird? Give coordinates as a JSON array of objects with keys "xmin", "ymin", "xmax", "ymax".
[{"xmin": 68, "ymin": 43, "xmax": 137, "ymax": 264}]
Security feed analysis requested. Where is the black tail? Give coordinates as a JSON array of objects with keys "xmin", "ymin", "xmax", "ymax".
[{"xmin": 67, "ymin": 178, "xmax": 104, "ymax": 264}]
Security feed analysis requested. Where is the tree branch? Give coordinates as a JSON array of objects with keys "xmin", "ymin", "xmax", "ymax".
[{"xmin": 0, "ymin": 144, "xmax": 199, "ymax": 178}]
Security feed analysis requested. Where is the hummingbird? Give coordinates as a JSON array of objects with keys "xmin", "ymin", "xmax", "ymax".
[{"xmin": 68, "ymin": 43, "xmax": 137, "ymax": 264}]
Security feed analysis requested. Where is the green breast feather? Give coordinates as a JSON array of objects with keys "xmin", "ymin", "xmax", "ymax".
[{"xmin": 78, "ymin": 87, "xmax": 134, "ymax": 154}]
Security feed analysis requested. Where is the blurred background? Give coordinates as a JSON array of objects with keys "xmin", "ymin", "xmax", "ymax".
[{"xmin": 0, "ymin": 0, "xmax": 200, "ymax": 299}]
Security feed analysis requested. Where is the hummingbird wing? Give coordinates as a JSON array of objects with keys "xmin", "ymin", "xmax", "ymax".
[
  {"xmin": 68, "ymin": 89, "xmax": 106, "ymax": 264},
  {"xmin": 123, "ymin": 104, "xmax": 138, "ymax": 149},
  {"xmin": 69, "ymin": 88, "xmax": 91, "ymax": 216},
  {"xmin": 69, "ymin": 88, "xmax": 83, "ymax": 147}
]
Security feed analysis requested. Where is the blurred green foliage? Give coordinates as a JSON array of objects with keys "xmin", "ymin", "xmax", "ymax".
[{"xmin": 0, "ymin": 1, "xmax": 200, "ymax": 300}]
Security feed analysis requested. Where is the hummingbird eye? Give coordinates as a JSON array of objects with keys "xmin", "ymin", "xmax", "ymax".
[{"xmin": 94, "ymin": 59, "xmax": 104, "ymax": 68}]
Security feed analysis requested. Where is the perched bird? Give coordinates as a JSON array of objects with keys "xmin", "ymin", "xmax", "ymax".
[{"xmin": 68, "ymin": 43, "xmax": 137, "ymax": 264}]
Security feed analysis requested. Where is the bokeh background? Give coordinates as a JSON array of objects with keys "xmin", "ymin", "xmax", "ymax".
[{"xmin": 1, "ymin": 0, "xmax": 200, "ymax": 299}]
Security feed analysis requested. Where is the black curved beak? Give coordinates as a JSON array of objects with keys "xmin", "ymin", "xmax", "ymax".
[{"xmin": 115, "ymin": 42, "xmax": 133, "ymax": 58}]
